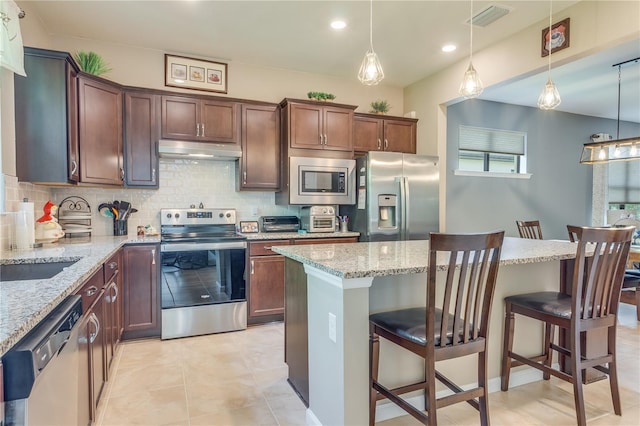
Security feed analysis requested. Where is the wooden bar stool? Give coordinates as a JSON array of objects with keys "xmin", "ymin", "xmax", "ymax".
[
  {"xmin": 369, "ymin": 230, "xmax": 505, "ymax": 425},
  {"xmin": 516, "ymin": 220, "xmax": 543, "ymax": 239},
  {"xmin": 501, "ymin": 226, "xmax": 634, "ymax": 426},
  {"xmin": 568, "ymin": 224, "xmax": 640, "ymax": 321}
]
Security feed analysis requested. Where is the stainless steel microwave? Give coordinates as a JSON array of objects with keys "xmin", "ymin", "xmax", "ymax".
[{"xmin": 283, "ymin": 156, "xmax": 356, "ymax": 205}]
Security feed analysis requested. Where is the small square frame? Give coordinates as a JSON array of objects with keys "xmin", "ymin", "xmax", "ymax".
[
  {"xmin": 541, "ymin": 17, "xmax": 570, "ymax": 57},
  {"xmin": 240, "ymin": 221, "xmax": 259, "ymax": 233},
  {"xmin": 165, "ymin": 54, "xmax": 228, "ymax": 93}
]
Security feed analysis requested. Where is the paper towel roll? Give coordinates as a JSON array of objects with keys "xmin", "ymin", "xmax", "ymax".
[
  {"xmin": 14, "ymin": 211, "xmax": 29, "ymax": 250},
  {"xmin": 18, "ymin": 200, "xmax": 35, "ymax": 247}
]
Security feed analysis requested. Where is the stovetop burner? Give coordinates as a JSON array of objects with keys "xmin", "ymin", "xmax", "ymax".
[{"xmin": 160, "ymin": 208, "xmax": 244, "ymax": 243}]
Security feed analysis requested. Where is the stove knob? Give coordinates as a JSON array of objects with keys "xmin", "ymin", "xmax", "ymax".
[
  {"xmin": 175, "ymin": 213, "xmax": 180, "ymax": 219},
  {"xmin": 219, "ymin": 213, "xmax": 224, "ymax": 218},
  {"xmin": 166, "ymin": 213, "xmax": 172, "ymax": 219},
  {"xmin": 226, "ymin": 213, "xmax": 231, "ymax": 218}
]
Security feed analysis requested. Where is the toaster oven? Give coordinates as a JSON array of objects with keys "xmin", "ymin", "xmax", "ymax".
[{"xmin": 300, "ymin": 206, "xmax": 336, "ymax": 233}]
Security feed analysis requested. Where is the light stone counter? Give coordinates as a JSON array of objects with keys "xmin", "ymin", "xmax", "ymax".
[
  {"xmin": 0, "ymin": 236, "xmax": 160, "ymax": 356},
  {"xmin": 273, "ymin": 236, "xmax": 583, "ymax": 426},
  {"xmin": 272, "ymin": 236, "xmax": 580, "ymax": 279}
]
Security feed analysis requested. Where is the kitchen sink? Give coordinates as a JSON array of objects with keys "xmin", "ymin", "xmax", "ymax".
[{"xmin": 0, "ymin": 260, "xmax": 78, "ymax": 282}]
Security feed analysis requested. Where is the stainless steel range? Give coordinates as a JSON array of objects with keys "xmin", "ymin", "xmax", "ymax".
[{"xmin": 160, "ymin": 208, "xmax": 246, "ymax": 339}]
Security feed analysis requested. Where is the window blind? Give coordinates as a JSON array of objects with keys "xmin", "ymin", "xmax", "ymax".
[
  {"xmin": 608, "ymin": 160, "xmax": 640, "ymax": 204},
  {"xmin": 459, "ymin": 126, "xmax": 526, "ymax": 155}
]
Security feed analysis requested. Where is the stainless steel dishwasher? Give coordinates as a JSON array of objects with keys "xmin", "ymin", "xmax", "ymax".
[{"xmin": 2, "ymin": 295, "xmax": 83, "ymax": 425}]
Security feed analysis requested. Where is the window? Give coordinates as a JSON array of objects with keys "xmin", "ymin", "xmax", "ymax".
[{"xmin": 458, "ymin": 126, "xmax": 527, "ymax": 174}]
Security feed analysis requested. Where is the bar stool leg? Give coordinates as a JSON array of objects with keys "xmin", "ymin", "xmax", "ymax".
[
  {"xmin": 369, "ymin": 328, "xmax": 380, "ymax": 426},
  {"xmin": 543, "ymin": 323, "xmax": 554, "ymax": 380},
  {"xmin": 501, "ymin": 305, "xmax": 515, "ymax": 391},
  {"xmin": 570, "ymin": 329, "xmax": 587, "ymax": 426}
]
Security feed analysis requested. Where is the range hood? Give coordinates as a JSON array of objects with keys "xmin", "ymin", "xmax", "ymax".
[{"xmin": 158, "ymin": 140, "xmax": 241, "ymax": 160}]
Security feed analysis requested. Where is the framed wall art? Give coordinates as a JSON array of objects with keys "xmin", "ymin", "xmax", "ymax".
[
  {"xmin": 541, "ymin": 17, "xmax": 570, "ymax": 57},
  {"xmin": 165, "ymin": 54, "xmax": 228, "ymax": 93},
  {"xmin": 239, "ymin": 221, "xmax": 259, "ymax": 233}
]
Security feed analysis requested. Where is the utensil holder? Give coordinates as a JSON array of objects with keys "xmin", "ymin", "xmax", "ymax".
[
  {"xmin": 340, "ymin": 222, "xmax": 349, "ymax": 233},
  {"xmin": 113, "ymin": 220, "xmax": 128, "ymax": 236}
]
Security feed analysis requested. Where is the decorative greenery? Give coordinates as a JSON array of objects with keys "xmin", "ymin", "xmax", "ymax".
[
  {"xmin": 370, "ymin": 99, "xmax": 390, "ymax": 114},
  {"xmin": 73, "ymin": 51, "xmax": 111, "ymax": 76},
  {"xmin": 307, "ymin": 91, "xmax": 336, "ymax": 101}
]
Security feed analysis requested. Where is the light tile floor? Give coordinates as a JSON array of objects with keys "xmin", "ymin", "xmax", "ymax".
[{"xmin": 97, "ymin": 304, "xmax": 640, "ymax": 425}]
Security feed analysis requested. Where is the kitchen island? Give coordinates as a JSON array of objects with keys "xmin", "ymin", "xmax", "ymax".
[{"xmin": 273, "ymin": 237, "xmax": 585, "ymax": 425}]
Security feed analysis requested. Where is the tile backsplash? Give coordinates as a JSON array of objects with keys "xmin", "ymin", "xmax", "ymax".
[{"xmin": 4, "ymin": 159, "xmax": 299, "ymax": 239}]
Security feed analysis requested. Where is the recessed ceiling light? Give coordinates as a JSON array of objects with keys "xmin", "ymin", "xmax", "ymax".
[
  {"xmin": 442, "ymin": 44, "xmax": 457, "ymax": 53},
  {"xmin": 331, "ymin": 20, "xmax": 347, "ymax": 30}
]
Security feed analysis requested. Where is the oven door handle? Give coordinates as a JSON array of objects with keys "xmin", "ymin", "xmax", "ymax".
[{"xmin": 161, "ymin": 241, "xmax": 247, "ymax": 252}]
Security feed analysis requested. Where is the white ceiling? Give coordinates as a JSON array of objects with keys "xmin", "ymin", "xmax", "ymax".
[{"xmin": 23, "ymin": 0, "xmax": 639, "ymax": 122}]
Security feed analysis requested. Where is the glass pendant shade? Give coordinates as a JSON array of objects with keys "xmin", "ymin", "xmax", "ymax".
[
  {"xmin": 459, "ymin": 62, "xmax": 483, "ymax": 98},
  {"xmin": 537, "ymin": 78, "xmax": 561, "ymax": 110},
  {"xmin": 358, "ymin": 49, "xmax": 384, "ymax": 85}
]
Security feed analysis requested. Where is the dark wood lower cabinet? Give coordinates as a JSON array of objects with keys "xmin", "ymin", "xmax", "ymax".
[
  {"xmin": 284, "ymin": 258, "xmax": 310, "ymax": 406},
  {"xmin": 122, "ymin": 244, "xmax": 160, "ymax": 339}
]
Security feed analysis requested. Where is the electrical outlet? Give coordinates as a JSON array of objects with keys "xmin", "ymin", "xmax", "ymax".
[
  {"xmin": 251, "ymin": 207, "xmax": 259, "ymax": 217},
  {"xmin": 328, "ymin": 312, "xmax": 337, "ymax": 343}
]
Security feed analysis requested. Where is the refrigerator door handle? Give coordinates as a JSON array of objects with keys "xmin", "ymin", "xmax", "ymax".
[{"xmin": 398, "ymin": 176, "xmax": 409, "ymax": 240}]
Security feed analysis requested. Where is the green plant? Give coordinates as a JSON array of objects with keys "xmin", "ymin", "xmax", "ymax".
[
  {"xmin": 307, "ymin": 91, "xmax": 336, "ymax": 101},
  {"xmin": 74, "ymin": 51, "xmax": 111, "ymax": 76},
  {"xmin": 370, "ymin": 99, "xmax": 390, "ymax": 114}
]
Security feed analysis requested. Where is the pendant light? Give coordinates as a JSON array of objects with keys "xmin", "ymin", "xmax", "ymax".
[
  {"xmin": 537, "ymin": 0, "xmax": 561, "ymax": 110},
  {"xmin": 358, "ymin": 0, "xmax": 384, "ymax": 85},
  {"xmin": 580, "ymin": 57, "xmax": 640, "ymax": 164},
  {"xmin": 459, "ymin": 0, "xmax": 483, "ymax": 98}
]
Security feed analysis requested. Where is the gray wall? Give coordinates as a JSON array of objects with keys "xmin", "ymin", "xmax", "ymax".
[{"xmin": 446, "ymin": 99, "xmax": 640, "ymax": 239}]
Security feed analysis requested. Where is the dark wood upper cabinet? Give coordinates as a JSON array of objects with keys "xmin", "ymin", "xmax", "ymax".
[
  {"xmin": 353, "ymin": 113, "xmax": 417, "ymax": 154},
  {"xmin": 14, "ymin": 47, "xmax": 80, "ymax": 184},
  {"xmin": 161, "ymin": 95, "xmax": 240, "ymax": 144},
  {"xmin": 124, "ymin": 91, "xmax": 159, "ymax": 187},
  {"xmin": 239, "ymin": 103, "xmax": 280, "ymax": 190},
  {"xmin": 282, "ymin": 99, "xmax": 356, "ymax": 152},
  {"xmin": 78, "ymin": 74, "xmax": 123, "ymax": 185}
]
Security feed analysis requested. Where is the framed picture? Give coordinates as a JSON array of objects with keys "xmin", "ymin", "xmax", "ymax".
[
  {"xmin": 240, "ymin": 221, "xmax": 259, "ymax": 233},
  {"xmin": 541, "ymin": 17, "xmax": 570, "ymax": 57},
  {"xmin": 165, "ymin": 54, "xmax": 228, "ymax": 93}
]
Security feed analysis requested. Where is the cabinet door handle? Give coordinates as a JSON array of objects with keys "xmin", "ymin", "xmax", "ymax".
[
  {"xmin": 152, "ymin": 168, "xmax": 156, "ymax": 181},
  {"xmin": 86, "ymin": 285, "xmax": 98, "ymax": 297},
  {"xmin": 108, "ymin": 261, "xmax": 118, "ymax": 270},
  {"xmin": 250, "ymin": 260, "xmax": 254, "ymax": 275},
  {"xmin": 263, "ymin": 246, "xmax": 272, "ymax": 250},
  {"xmin": 243, "ymin": 171, "xmax": 247, "ymax": 184},
  {"xmin": 319, "ymin": 134, "xmax": 323, "ymax": 145},
  {"xmin": 71, "ymin": 160, "xmax": 78, "ymax": 175},
  {"xmin": 377, "ymin": 138, "xmax": 381, "ymax": 150},
  {"xmin": 324, "ymin": 134, "xmax": 328, "ymax": 145},
  {"xmin": 196, "ymin": 123, "xmax": 200, "ymax": 137},
  {"xmin": 151, "ymin": 248, "xmax": 156, "ymax": 265},
  {"xmin": 120, "ymin": 167, "xmax": 125, "ymax": 181},
  {"xmin": 384, "ymin": 139, "xmax": 389, "ymax": 150},
  {"xmin": 201, "ymin": 123, "xmax": 205, "ymax": 137},
  {"xmin": 89, "ymin": 313, "xmax": 100, "ymax": 343},
  {"xmin": 112, "ymin": 284, "xmax": 119, "ymax": 302}
]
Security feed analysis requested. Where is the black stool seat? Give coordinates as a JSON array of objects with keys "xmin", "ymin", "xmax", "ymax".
[
  {"xmin": 623, "ymin": 270, "xmax": 640, "ymax": 288},
  {"xmin": 370, "ymin": 307, "xmax": 472, "ymax": 347},
  {"xmin": 505, "ymin": 291, "xmax": 572, "ymax": 318}
]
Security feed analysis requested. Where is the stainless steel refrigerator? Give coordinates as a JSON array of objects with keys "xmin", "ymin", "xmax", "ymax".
[{"xmin": 342, "ymin": 152, "xmax": 439, "ymax": 241}]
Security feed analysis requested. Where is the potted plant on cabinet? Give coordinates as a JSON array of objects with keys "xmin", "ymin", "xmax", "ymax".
[
  {"xmin": 370, "ymin": 99, "xmax": 390, "ymax": 114},
  {"xmin": 73, "ymin": 51, "xmax": 111, "ymax": 76}
]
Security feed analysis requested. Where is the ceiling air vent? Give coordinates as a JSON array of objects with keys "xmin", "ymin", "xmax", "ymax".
[{"xmin": 466, "ymin": 4, "xmax": 511, "ymax": 27}]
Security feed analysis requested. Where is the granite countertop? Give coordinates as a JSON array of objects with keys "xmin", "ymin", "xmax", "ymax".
[
  {"xmin": 272, "ymin": 237, "xmax": 582, "ymax": 279},
  {"xmin": 241, "ymin": 231, "xmax": 360, "ymax": 240},
  {"xmin": 0, "ymin": 235, "xmax": 160, "ymax": 357}
]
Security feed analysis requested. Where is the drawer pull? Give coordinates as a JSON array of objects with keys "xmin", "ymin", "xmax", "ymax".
[
  {"xmin": 151, "ymin": 248, "xmax": 156, "ymax": 265},
  {"xmin": 250, "ymin": 260, "xmax": 254, "ymax": 275},
  {"xmin": 263, "ymin": 246, "xmax": 272, "ymax": 250},
  {"xmin": 86, "ymin": 286, "xmax": 98, "ymax": 297},
  {"xmin": 89, "ymin": 313, "xmax": 100, "ymax": 343},
  {"xmin": 108, "ymin": 261, "xmax": 118, "ymax": 270}
]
